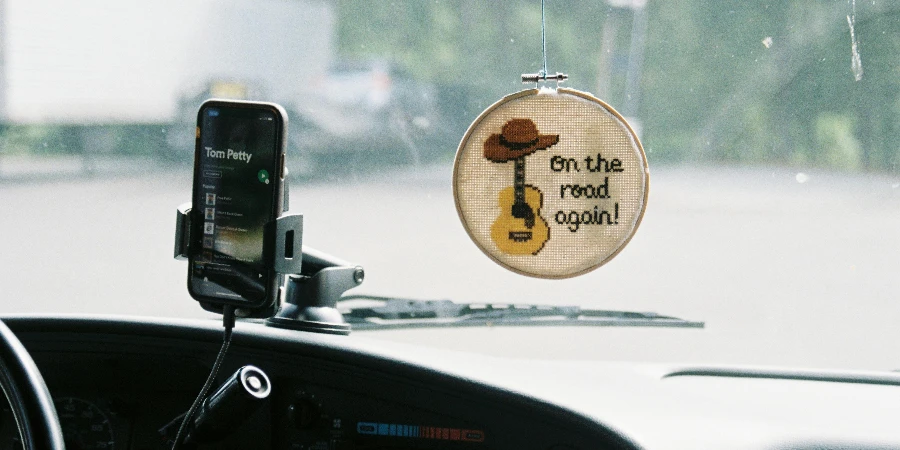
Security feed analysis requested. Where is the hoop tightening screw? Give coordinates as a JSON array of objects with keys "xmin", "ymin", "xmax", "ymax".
[{"xmin": 522, "ymin": 72, "xmax": 568, "ymax": 84}]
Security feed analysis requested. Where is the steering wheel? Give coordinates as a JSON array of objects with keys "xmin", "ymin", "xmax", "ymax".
[{"xmin": 0, "ymin": 320, "xmax": 65, "ymax": 449}]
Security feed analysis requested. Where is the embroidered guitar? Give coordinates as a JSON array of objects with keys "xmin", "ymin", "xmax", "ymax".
[{"xmin": 490, "ymin": 156, "xmax": 549, "ymax": 255}]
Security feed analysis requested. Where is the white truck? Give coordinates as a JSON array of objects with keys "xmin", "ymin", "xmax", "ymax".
[{"xmin": 0, "ymin": 0, "xmax": 335, "ymax": 163}]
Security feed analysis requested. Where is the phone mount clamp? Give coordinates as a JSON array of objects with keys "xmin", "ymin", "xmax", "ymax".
[{"xmin": 174, "ymin": 203, "xmax": 362, "ymax": 335}]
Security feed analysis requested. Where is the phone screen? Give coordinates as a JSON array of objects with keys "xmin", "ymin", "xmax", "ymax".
[{"xmin": 189, "ymin": 103, "xmax": 282, "ymax": 305}]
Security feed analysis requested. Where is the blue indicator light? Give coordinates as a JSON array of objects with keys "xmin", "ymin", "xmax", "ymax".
[
  {"xmin": 208, "ymin": 108, "xmax": 219, "ymax": 117},
  {"xmin": 360, "ymin": 422, "xmax": 453, "ymax": 441}
]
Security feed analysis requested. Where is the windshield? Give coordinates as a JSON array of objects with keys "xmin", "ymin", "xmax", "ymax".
[{"xmin": 1, "ymin": 0, "xmax": 898, "ymax": 370}]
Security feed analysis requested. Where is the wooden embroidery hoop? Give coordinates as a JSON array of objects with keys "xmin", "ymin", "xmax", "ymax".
[{"xmin": 452, "ymin": 87, "xmax": 649, "ymax": 279}]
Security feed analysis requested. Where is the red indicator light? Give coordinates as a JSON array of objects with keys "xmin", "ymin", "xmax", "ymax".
[{"xmin": 416, "ymin": 425, "xmax": 485, "ymax": 442}]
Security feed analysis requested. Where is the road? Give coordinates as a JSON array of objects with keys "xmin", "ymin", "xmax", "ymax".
[{"xmin": 2, "ymin": 161, "xmax": 900, "ymax": 370}]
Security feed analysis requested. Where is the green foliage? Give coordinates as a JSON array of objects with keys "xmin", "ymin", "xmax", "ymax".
[
  {"xmin": 0, "ymin": 125, "xmax": 171, "ymax": 157},
  {"xmin": 0, "ymin": 126, "xmax": 79, "ymax": 156},
  {"xmin": 2, "ymin": 1, "xmax": 895, "ymax": 171},
  {"xmin": 334, "ymin": 0, "xmax": 900, "ymax": 172},
  {"xmin": 815, "ymin": 113, "xmax": 862, "ymax": 170}
]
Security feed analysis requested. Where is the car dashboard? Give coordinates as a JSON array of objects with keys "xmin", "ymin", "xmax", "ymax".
[
  {"xmin": 3, "ymin": 315, "xmax": 900, "ymax": 450},
  {"xmin": 0, "ymin": 316, "xmax": 634, "ymax": 450}
]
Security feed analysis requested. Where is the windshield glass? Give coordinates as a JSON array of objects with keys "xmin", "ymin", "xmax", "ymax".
[{"xmin": 1, "ymin": 0, "xmax": 898, "ymax": 370}]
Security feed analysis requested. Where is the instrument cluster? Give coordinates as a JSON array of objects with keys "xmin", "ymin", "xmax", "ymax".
[
  {"xmin": 9, "ymin": 351, "xmax": 215, "ymax": 450},
  {"xmin": 2, "ymin": 396, "xmax": 120, "ymax": 450}
]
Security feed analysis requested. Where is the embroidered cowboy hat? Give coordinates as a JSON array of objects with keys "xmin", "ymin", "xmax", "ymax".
[{"xmin": 484, "ymin": 118, "xmax": 559, "ymax": 162}]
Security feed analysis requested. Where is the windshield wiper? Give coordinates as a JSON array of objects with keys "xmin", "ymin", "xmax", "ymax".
[{"xmin": 339, "ymin": 295, "xmax": 704, "ymax": 330}]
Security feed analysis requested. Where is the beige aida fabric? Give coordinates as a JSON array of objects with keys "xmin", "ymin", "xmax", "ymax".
[{"xmin": 453, "ymin": 88, "xmax": 648, "ymax": 278}]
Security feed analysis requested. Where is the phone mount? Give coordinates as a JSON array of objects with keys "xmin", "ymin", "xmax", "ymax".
[{"xmin": 174, "ymin": 204, "xmax": 362, "ymax": 335}]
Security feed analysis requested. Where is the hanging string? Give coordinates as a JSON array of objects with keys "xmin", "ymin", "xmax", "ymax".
[
  {"xmin": 522, "ymin": 0, "xmax": 566, "ymax": 84},
  {"xmin": 540, "ymin": 0, "xmax": 548, "ymax": 78}
]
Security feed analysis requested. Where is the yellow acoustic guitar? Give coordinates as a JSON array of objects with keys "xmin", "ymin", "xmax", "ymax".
[{"xmin": 491, "ymin": 157, "xmax": 550, "ymax": 255}]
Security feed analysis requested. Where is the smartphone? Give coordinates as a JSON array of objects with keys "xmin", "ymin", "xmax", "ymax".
[{"xmin": 187, "ymin": 99, "xmax": 287, "ymax": 309}]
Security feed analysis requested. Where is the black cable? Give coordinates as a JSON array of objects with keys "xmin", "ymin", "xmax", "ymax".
[{"xmin": 171, "ymin": 306, "xmax": 236, "ymax": 449}]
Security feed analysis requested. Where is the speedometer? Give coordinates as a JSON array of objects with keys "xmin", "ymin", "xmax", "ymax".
[{"xmin": 54, "ymin": 397, "xmax": 115, "ymax": 450}]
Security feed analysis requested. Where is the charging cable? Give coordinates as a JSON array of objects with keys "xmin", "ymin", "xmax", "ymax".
[{"xmin": 171, "ymin": 305, "xmax": 236, "ymax": 450}]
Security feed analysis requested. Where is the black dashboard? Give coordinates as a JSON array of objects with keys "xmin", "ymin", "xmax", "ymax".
[
  {"xmin": 6, "ymin": 315, "xmax": 900, "ymax": 450},
  {"xmin": 0, "ymin": 316, "xmax": 637, "ymax": 450}
]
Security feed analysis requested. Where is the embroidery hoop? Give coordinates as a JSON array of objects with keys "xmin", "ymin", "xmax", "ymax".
[{"xmin": 452, "ymin": 87, "xmax": 649, "ymax": 279}]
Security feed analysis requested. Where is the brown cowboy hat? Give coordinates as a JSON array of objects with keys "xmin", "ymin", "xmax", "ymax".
[{"xmin": 484, "ymin": 118, "xmax": 559, "ymax": 162}]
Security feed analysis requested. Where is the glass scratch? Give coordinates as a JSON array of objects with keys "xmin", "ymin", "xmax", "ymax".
[{"xmin": 847, "ymin": 0, "xmax": 863, "ymax": 81}]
